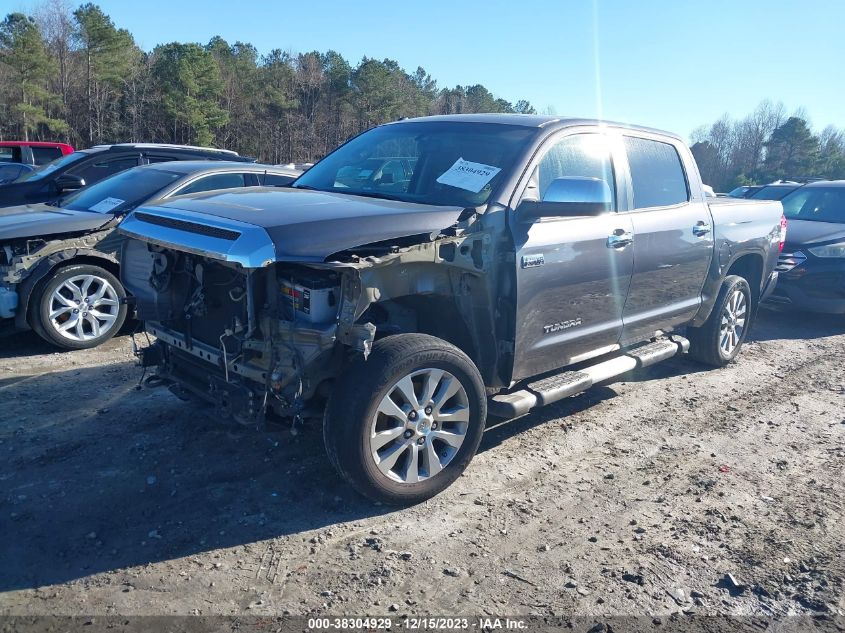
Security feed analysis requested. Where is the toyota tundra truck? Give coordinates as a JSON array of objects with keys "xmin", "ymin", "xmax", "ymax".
[{"xmin": 118, "ymin": 114, "xmax": 785, "ymax": 504}]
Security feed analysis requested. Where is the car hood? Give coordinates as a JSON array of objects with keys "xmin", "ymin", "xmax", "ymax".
[
  {"xmin": 784, "ymin": 218, "xmax": 845, "ymax": 248},
  {"xmin": 118, "ymin": 187, "xmax": 466, "ymax": 267},
  {"xmin": 0, "ymin": 203, "xmax": 112, "ymax": 241}
]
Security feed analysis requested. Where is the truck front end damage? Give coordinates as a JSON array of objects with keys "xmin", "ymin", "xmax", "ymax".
[{"xmin": 119, "ymin": 199, "xmax": 498, "ymax": 425}]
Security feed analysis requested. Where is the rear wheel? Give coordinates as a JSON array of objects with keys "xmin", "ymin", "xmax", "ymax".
[
  {"xmin": 687, "ymin": 275, "xmax": 752, "ymax": 367},
  {"xmin": 31, "ymin": 264, "xmax": 127, "ymax": 350},
  {"xmin": 324, "ymin": 334, "xmax": 487, "ymax": 504}
]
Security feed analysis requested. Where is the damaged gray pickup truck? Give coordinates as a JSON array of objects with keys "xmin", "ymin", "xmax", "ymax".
[{"xmin": 119, "ymin": 114, "xmax": 785, "ymax": 503}]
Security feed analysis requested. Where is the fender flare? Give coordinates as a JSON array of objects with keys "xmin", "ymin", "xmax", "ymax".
[{"xmin": 14, "ymin": 248, "xmax": 120, "ymax": 330}]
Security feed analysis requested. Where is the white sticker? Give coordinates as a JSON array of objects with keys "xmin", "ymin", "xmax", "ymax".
[
  {"xmin": 357, "ymin": 169, "xmax": 374, "ymax": 178},
  {"xmin": 89, "ymin": 197, "xmax": 125, "ymax": 213},
  {"xmin": 436, "ymin": 158, "xmax": 501, "ymax": 193}
]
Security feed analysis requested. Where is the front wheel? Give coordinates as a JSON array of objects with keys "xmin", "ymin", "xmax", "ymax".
[
  {"xmin": 687, "ymin": 275, "xmax": 752, "ymax": 367},
  {"xmin": 324, "ymin": 334, "xmax": 487, "ymax": 504},
  {"xmin": 30, "ymin": 264, "xmax": 127, "ymax": 350}
]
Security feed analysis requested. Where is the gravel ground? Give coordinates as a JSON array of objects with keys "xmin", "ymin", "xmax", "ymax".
[{"xmin": 0, "ymin": 308, "xmax": 843, "ymax": 618}]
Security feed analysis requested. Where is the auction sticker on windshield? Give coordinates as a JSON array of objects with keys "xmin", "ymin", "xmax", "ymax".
[
  {"xmin": 436, "ymin": 158, "xmax": 501, "ymax": 193},
  {"xmin": 89, "ymin": 197, "xmax": 125, "ymax": 213}
]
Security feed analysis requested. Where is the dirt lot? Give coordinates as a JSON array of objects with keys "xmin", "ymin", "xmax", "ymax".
[{"xmin": 0, "ymin": 308, "xmax": 843, "ymax": 618}]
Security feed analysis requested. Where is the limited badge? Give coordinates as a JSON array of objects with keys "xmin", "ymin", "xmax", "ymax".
[{"xmin": 521, "ymin": 254, "xmax": 545, "ymax": 269}]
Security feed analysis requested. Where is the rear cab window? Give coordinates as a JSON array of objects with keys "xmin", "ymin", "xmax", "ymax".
[
  {"xmin": 31, "ymin": 146, "xmax": 63, "ymax": 165},
  {"xmin": 623, "ymin": 136, "xmax": 689, "ymax": 209}
]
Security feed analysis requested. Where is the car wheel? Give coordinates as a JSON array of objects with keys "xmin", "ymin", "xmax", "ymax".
[
  {"xmin": 687, "ymin": 275, "xmax": 752, "ymax": 367},
  {"xmin": 324, "ymin": 333, "xmax": 487, "ymax": 504},
  {"xmin": 31, "ymin": 264, "xmax": 127, "ymax": 350}
]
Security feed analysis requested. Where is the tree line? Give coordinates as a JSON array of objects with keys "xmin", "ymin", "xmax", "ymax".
[
  {"xmin": 690, "ymin": 100, "xmax": 845, "ymax": 191},
  {"xmin": 0, "ymin": 1, "xmax": 536, "ymax": 163},
  {"xmin": 1, "ymin": 2, "xmax": 843, "ymax": 181}
]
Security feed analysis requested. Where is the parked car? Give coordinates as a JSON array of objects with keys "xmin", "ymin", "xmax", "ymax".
[
  {"xmin": 728, "ymin": 185, "xmax": 763, "ymax": 198},
  {"xmin": 0, "ymin": 161, "xmax": 300, "ymax": 349},
  {"xmin": 0, "ymin": 143, "xmax": 253, "ymax": 208},
  {"xmin": 0, "ymin": 141, "xmax": 74, "ymax": 166},
  {"xmin": 119, "ymin": 114, "xmax": 784, "ymax": 504},
  {"xmin": 749, "ymin": 182, "xmax": 803, "ymax": 200},
  {"xmin": 767, "ymin": 180, "xmax": 845, "ymax": 313},
  {"xmin": 0, "ymin": 163, "xmax": 35, "ymax": 185}
]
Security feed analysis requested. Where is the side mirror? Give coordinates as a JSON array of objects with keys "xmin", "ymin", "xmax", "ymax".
[
  {"xmin": 55, "ymin": 173, "xmax": 85, "ymax": 192},
  {"xmin": 518, "ymin": 176, "xmax": 612, "ymax": 220}
]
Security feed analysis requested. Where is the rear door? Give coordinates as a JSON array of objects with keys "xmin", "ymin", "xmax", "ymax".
[
  {"xmin": 618, "ymin": 135, "xmax": 714, "ymax": 345},
  {"xmin": 510, "ymin": 131, "xmax": 634, "ymax": 380}
]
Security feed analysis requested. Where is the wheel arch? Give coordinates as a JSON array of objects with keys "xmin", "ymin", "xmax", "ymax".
[
  {"xmin": 370, "ymin": 294, "xmax": 481, "ymax": 370},
  {"xmin": 725, "ymin": 253, "xmax": 764, "ymax": 311}
]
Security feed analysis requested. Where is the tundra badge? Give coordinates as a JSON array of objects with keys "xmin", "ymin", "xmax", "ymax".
[{"xmin": 543, "ymin": 318, "xmax": 582, "ymax": 334}]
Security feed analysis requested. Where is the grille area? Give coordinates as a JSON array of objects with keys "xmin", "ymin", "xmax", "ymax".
[
  {"xmin": 776, "ymin": 251, "xmax": 807, "ymax": 272},
  {"xmin": 134, "ymin": 212, "xmax": 241, "ymax": 241}
]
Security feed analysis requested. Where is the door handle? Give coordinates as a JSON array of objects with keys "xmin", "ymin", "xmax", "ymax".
[
  {"xmin": 607, "ymin": 230, "xmax": 633, "ymax": 248},
  {"xmin": 693, "ymin": 222, "xmax": 712, "ymax": 236}
]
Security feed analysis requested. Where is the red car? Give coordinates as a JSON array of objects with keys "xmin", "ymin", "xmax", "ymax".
[{"xmin": 0, "ymin": 141, "xmax": 74, "ymax": 166}]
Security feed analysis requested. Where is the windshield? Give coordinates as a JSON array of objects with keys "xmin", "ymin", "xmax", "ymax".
[
  {"xmin": 781, "ymin": 187, "xmax": 845, "ymax": 224},
  {"xmin": 16, "ymin": 151, "xmax": 89, "ymax": 182},
  {"xmin": 293, "ymin": 121, "xmax": 537, "ymax": 207},
  {"xmin": 61, "ymin": 166, "xmax": 182, "ymax": 214},
  {"xmin": 750, "ymin": 185, "xmax": 799, "ymax": 200}
]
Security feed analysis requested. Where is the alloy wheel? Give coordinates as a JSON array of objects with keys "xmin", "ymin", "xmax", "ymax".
[
  {"xmin": 719, "ymin": 288, "xmax": 747, "ymax": 356},
  {"xmin": 48, "ymin": 274, "xmax": 121, "ymax": 342},
  {"xmin": 369, "ymin": 368, "xmax": 470, "ymax": 484}
]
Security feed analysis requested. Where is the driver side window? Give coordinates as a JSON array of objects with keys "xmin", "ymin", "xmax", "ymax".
[{"xmin": 526, "ymin": 134, "xmax": 616, "ymax": 209}]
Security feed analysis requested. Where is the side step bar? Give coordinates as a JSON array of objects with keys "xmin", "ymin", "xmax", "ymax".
[{"xmin": 488, "ymin": 336, "xmax": 689, "ymax": 419}]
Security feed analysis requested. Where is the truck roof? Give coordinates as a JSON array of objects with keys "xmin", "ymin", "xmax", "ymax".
[
  {"xmin": 392, "ymin": 113, "xmax": 682, "ymax": 141},
  {"xmin": 0, "ymin": 141, "xmax": 74, "ymax": 149}
]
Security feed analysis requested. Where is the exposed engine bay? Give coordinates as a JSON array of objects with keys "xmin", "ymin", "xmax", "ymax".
[{"xmin": 123, "ymin": 222, "xmax": 502, "ymax": 425}]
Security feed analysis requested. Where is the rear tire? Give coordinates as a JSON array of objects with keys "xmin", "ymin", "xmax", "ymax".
[
  {"xmin": 687, "ymin": 275, "xmax": 752, "ymax": 367},
  {"xmin": 323, "ymin": 334, "xmax": 487, "ymax": 505},
  {"xmin": 30, "ymin": 264, "xmax": 127, "ymax": 350}
]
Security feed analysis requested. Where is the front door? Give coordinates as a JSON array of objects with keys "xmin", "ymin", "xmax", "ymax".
[
  {"xmin": 618, "ymin": 135, "xmax": 714, "ymax": 345},
  {"xmin": 510, "ymin": 132, "xmax": 634, "ymax": 381}
]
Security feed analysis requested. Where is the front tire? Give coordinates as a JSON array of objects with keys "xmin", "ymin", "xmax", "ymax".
[
  {"xmin": 324, "ymin": 334, "xmax": 487, "ymax": 504},
  {"xmin": 687, "ymin": 275, "xmax": 752, "ymax": 367},
  {"xmin": 31, "ymin": 264, "xmax": 127, "ymax": 350}
]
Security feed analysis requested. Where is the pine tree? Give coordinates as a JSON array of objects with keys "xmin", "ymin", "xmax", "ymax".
[{"xmin": 0, "ymin": 13, "xmax": 67, "ymax": 140}]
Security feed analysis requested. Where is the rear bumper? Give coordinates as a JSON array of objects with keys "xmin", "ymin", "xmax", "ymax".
[
  {"xmin": 759, "ymin": 270, "xmax": 778, "ymax": 303},
  {"xmin": 765, "ymin": 263, "xmax": 845, "ymax": 314}
]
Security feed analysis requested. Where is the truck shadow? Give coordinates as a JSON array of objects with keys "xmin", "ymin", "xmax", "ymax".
[{"xmin": 0, "ymin": 362, "xmax": 390, "ymax": 592}]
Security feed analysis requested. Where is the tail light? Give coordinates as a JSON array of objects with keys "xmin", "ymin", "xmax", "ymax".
[{"xmin": 779, "ymin": 214, "xmax": 787, "ymax": 252}]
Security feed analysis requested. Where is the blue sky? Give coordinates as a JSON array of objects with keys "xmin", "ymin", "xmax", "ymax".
[{"xmin": 15, "ymin": 0, "xmax": 845, "ymax": 138}]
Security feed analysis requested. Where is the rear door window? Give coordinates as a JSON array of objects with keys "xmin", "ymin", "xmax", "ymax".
[
  {"xmin": 623, "ymin": 136, "xmax": 689, "ymax": 209},
  {"xmin": 176, "ymin": 172, "xmax": 248, "ymax": 195},
  {"xmin": 31, "ymin": 146, "xmax": 63, "ymax": 165},
  {"xmin": 263, "ymin": 173, "xmax": 297, "ymax": 187}
]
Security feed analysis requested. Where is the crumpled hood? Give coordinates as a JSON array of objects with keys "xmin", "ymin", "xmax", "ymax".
[
  {"xmin": 118, "ymin": 187, "xmax": 466, "ymax": 266},
  {"xmin": 0, "ymin": 203, "xmax": 112, "ymax": 241},
  {"xmin": 784, "ymin": 219, "xmax": 845, "ymax": 248}
]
